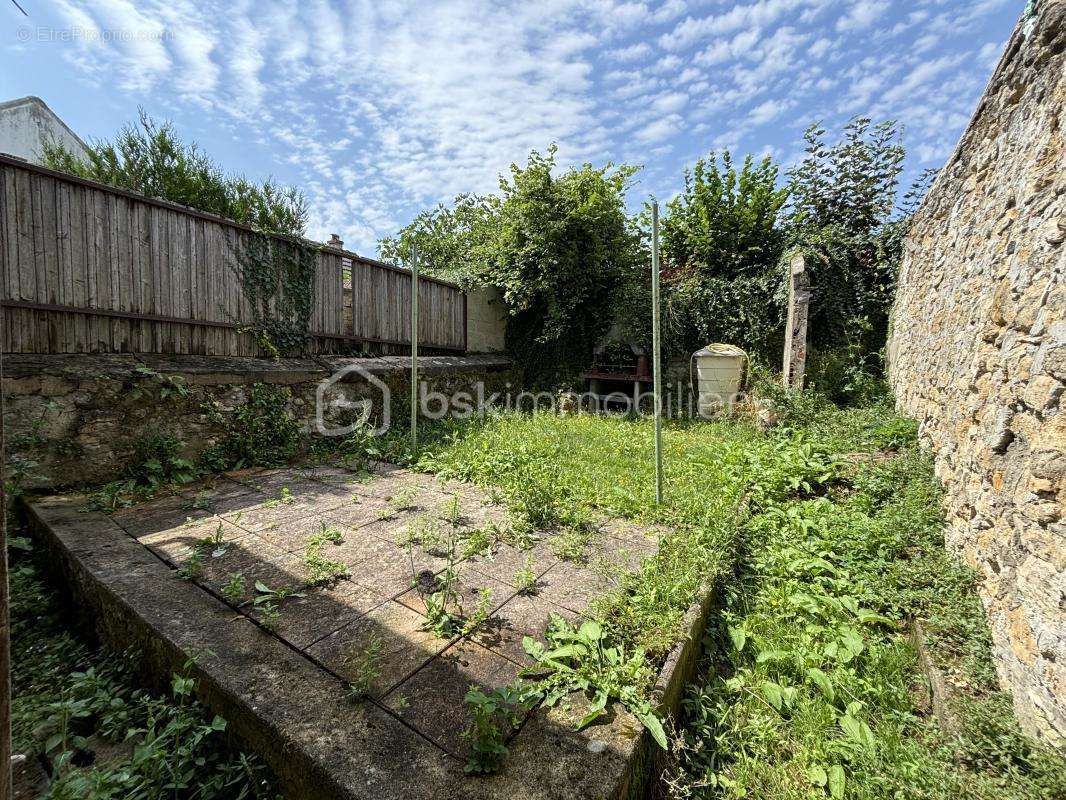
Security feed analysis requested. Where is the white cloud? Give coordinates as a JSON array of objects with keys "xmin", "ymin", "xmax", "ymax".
[
  {"xmin": 748, "ymin": 98, "xmax": 791, "ymax": 125},
  {"xmin": 651, "ymin": 91, "xmax": 689, "ymax": 114},
  {"xmin": 835, "ymin": 0, "xmax": 889, "ymax": 33},
  {"xmin": 635, "ymin": 114, "xmax": 683, "ymax": 143},
  {"xmin": 808, "ymin": 37, "xmax": 832, "ymax": 58},
  {"xmin": 37, "ymin": 0, "xmax": 1020, "ymax": 253},
  {"xmin": 659, "ymin": 0, "xmax": 815, "ymax": 51},
  {"xmin": 608, "ymin": 42, "xmax": 652, "ymax": 61}
]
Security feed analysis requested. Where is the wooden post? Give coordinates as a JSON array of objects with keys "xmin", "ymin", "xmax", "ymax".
[
  {"xmin": 410, "ymin": 245, "xmax": 419, "ymax": 452},
  {"xmin": 651, "ymin": 202, "xmax": 664, "ymax": 505},
  {"xmin": 782, "ymin": 252, "xmax": 810, "ymax": 390}
]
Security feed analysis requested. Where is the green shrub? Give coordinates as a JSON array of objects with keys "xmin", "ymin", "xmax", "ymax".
[
  {"xmin": 381, "ymin": 145, "xmax": 641, "ymax": 387},
  {"xmin": 201, "ymin": 384, "xmax": 302, "ymax": 471},
  {"xmin": 659, "ymin": 151, "xmax": 790, "ymax": 360},
  {"xmin": 42, "ymin": 111, "xmax": 306, "ymax": 236}
]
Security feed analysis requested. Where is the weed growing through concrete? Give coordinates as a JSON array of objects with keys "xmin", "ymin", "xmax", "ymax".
[
  {"xmin": 264, "ymin": 486, "xmax": 295, "ymax": 508},
  {"xmin": 177, "ymin": 549, "xmax": 205, "ymax": 580},
  {"xmin": 304, "ymin": 521, "xmax": 350, "ymax": 585},
  {"xmin": 461, "ymin": 525, "xmax": 494, "ymax": 559},
  {"xmin": 220, "ymin": 572, "xmax": 246, "ymax": 605},
  {"xmin": 347, "ymin": 633, "xmax": 386, "ymax": 701},
  {"xmin": 408, "ymin": 498, "xmax": 471, "ymax": 638},
  {"xmin": 514, "ymin": 556, "xmax": 537, "ymax": 594},
  {"xmin": 522, "ymin": 617, "xmax": 666, "ymax": 749},
  {"xmin": 464, "ymin": 587, "xmax": 494, "ymax": 635},
  {"xmin": 463, "ymin": 684, "xmax": 527, "ymax": 775},
  {"xmin": 250, "ymin": 581, "xmax": 305, "ymax": 631},
  {"xmin": 379, "ymin": 486, "xmax": 419, "ymax": 520}
]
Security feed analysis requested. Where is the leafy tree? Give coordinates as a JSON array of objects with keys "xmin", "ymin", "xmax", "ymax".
[
  {"xmin": 42, "ymin": 111, "xmax": 307, "ymax": 236},
  {"xmin": 657, "ymin": 152, "xmax": 789, "ymax": 359},
  {"xmin": 378, "ymin": 193, "xmax": 499, "ymax": 286},
  {"xmin": 381, "ymin": 146, "xmax": 641, "ymax": 386},
  {"xmin": 783, "ymin": 118, "xmax": 907, "ymax": 401}
]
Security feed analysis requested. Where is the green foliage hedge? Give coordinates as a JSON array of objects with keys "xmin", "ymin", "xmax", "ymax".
[
  {"xmin": 42, "ymin": 111, "xmax": 307, "ymax": 237},
  {"xmin": 381, "ymin": 146, "xmax": 641, "ymax": 387}
]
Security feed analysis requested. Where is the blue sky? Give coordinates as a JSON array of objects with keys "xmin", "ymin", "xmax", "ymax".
[{"xmin": 3, "ymin": 0, "xmax": 1020, "ymax": 255}]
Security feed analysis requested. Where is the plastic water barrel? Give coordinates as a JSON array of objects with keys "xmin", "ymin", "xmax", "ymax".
[{"xmin": 692, "ymin": 343, "xmax": 747, "ymax": 417}]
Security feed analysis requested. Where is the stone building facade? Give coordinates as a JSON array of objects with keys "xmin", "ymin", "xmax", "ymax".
[{"xmin": 888, "ymin": 2, "xmax": 1065, "ymax": 745}]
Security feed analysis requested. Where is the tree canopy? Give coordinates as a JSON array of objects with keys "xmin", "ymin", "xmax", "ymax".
[
  {"xmin": 381, "ymin": 146, "xmax": 642, "ymax": 386},
  {"xmin": 658, "ymin": 151, "xmax": 790, "ymax": 359},
  {"xmin": 782, "ymin": 118, "xmax": 909, "ymax": 400},
  {"xmin": 386, "ymin": 118, "xmax": 926, "ymax": 400},
  {"xmin": 42, "ymin": 111, "xmax": 307, "ymax": 237}
]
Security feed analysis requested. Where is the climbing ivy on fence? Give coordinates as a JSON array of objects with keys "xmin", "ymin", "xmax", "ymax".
[{"xmin": 231, "ymin": 231, "xmax": 318, "ymax": 357}]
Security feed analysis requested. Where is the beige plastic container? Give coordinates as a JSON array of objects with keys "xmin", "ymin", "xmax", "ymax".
[{"xmin": 691, "ymin": 343, "xmax": 747, "ymax": 417}]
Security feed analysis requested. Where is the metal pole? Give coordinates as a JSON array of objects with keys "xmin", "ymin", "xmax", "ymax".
[
  {"xmin": 410, "ymin": 244, "xmax": 419, "ymax": 453},
  {"xmin": 651, "ymin": 201, "xmax": 664, "ymax": 505}
]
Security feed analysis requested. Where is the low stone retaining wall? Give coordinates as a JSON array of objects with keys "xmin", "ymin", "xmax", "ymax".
[
  {"xmin": 3, "ymin": 353, "xmax": 515, "ymax": 491},
  {"xmin": 887, "ymin": 3, "xmax": 1065, "ymax": 745}
]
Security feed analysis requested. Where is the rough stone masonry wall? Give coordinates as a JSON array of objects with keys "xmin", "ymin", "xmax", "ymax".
[
  {"xmin": 2, "ymin": 353, "xmax": 515, "ymax": 491},
  {"xmin": 887, "ymin": 2, "xmax": 1065, "ymax": 746}
]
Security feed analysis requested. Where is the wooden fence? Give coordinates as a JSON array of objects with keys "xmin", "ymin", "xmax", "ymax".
[{"xmin": 0, "ymin": 154, "xmax": 466, "ymax": 356}]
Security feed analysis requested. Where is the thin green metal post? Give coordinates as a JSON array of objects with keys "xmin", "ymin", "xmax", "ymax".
[
  {"xmin": 410, "ymin": 244, "xmax": 419, "ymax": 453},
  {"xmin": 651, "ymin": 201, "xmax": 664, "ymax": 504}
]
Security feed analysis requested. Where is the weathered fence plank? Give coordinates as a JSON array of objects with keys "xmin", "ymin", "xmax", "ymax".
[{"xmin": 0, "ymin": 156, "xmax": 467, "ymax": 355}]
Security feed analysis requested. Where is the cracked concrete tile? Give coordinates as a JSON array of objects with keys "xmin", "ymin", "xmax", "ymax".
[
  {"xmin": 306, "ymin": 600, "xmax": 455, "ymax": 697},
  {"xmin": 383, "ymin": 639, "xmax": 525, "ymax": 757},
  {"xmin": 222, "ymin": 482, "xmax": 348, "ymax": 533},
  {"xmin": 110, "ymin": 493, "xmax": 215, "ymax": 538},
  {"xmin": 468, "ymin": 591, "xmax": 582, "ymax": 666},
  {"xmin": 193, "ymin": 536, "xmax": 309, "ymax": 597},
  {"xmin": 464, "ymin": 537, "xmax": 559, "ymax": 590},
  {"xmin": 139, "ymin": 517, "xmax": 248, "ymax": 566},
  {"xmin": 322, "ymin": 497, "xmax": 397, "ymax": 530},
  {"xmin": 345, "ymin": 537, "xmax": 455, "ymax": 598},
  {"xmin": 251, "ymin": 578, "xmax": 391, "ymax": 649},
  {"xmin": 394, "ymin": 569, "xmax": 516, "ymax": 622},
  {"xmin": 532, "ymin": 562, "xmax": 617, "ymax": 615}
]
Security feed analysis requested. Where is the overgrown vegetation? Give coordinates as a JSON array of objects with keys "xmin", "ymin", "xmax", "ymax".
[
  {"xmin": 201, "ymin": 384, "xmax": 303, "ymax": 472},
  {"xmin": 42, "ymin": 111, "xmax": 306, "ymax": 236},
  {"xmin": 231, "ymin": 233, "xmax": 319, "ymax": 357},
  {"xmin": 380, "ymin": 145, "xmax": 642, "ymax": 386},
  {"xmin": 782, "ymin": 119, "xmax": 929, "ymax": 402},
  {"xmin": 9, "ymin": 537, "xmax": 280, "ymax": 799},
  {"xmin": 382, "ymin": 118, "xmax": 933, "ymax": 394},
  {"xmin": 665, "ymin": 436, "xmax": 1065, "ymax": 799},
  {"xmin": 406, "ymin": 401, "xmax": 1064, "ymax": 794},
  {"xmin": 88, "ymin": 432, "xmax": 197, "ymax": 512},
  {"xmin": 304, "ymin": 522, "xmax": 350, "ymax": 585},
  {"xmin": 659, "ymin": 152, "xmax": 790, "ymax": 361}
]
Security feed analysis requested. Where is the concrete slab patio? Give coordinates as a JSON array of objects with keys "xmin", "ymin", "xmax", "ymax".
[{"xmin": 26, "ymin": 461, "xmax": 711, "ymax": 800}]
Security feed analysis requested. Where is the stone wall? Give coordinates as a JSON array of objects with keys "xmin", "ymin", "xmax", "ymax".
[
  {"xmin": 3, "ymin": 353, "xmax": 514, "ymax": 491},
  {"xmin": 887, "ymin": 2, "xmax": 1065, "ymax": 746}
]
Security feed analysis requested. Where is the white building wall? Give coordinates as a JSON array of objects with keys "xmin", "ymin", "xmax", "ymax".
[{"xmin": 0, "ymin": 96, "xmax": 87, "ymax": 164}]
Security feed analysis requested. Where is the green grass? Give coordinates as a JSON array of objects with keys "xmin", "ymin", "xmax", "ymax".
[
  {"xmin": 399, "ymin": 403, "xmax": 1064, "ymax": 799},
  {"xmin": 13, "ymin": 392, "xmax": 1063, "ymax": 799},
  {"xmin": 416, "ymin": 412, "xmax": 836, "ymax": 659}
]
